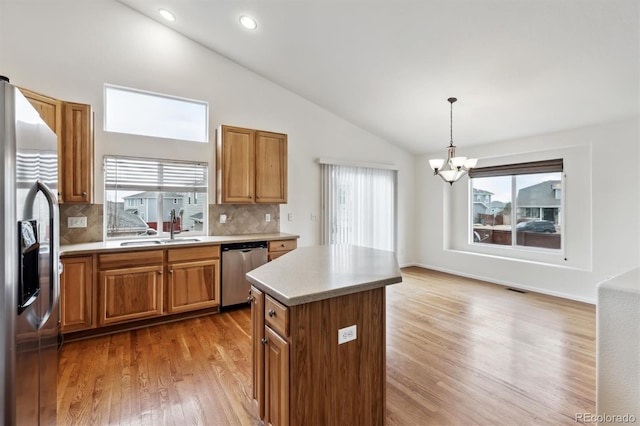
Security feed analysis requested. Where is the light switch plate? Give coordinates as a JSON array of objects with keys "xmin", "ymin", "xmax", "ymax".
[
  {"xmin": 338, "ymin": 325, "xmax": 357, "ymax": 345},
  {"xmin": 67, "ymin": 216, "xmax": 87, "ymax": 228},
  {"xmin": 288, "ymin": 213, "xmax": 293, "ymax": 221},
  {"xmin": 220, "ymin": 214, "xmax": 227, "ymax": 224},
  {"xmin": 265, "ymin": 213, "xmax": 271, "ymax": 222}
]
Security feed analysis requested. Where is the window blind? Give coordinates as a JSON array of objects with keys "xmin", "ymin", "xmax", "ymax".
[
  {"xmin": 320, "ymin": 163, "xmax": 396, "ymax": 252},
  {"xmin": 468, "ymin": 159, "xmax": 563, "ymax": 178},
  {"xmin": 104, "ymin": 156, "xmax": 207, "ymax": 192}
]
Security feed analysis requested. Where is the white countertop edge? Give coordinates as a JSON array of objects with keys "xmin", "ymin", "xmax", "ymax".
[
  {"xmin": 247, "ymin": 274, "xmax": 402, "ymax": 306},
  {"xmin": 61, "ymin": 233, "xmax": 299, "ymax": 256},
  {"xmin": 597, "ymin": 267, "xmax": 640, "ymax": 294}
]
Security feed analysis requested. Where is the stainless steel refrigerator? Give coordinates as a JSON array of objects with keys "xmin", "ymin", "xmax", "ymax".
[{"xmin": 1, "ymin": 76, "xmax": 60, "ymax": 425}]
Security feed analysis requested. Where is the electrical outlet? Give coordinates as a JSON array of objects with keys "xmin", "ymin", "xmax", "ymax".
[
  {"xmin": 338, "ymin": 325, "xmax": 357, "ymax": 345},
  {"xmin": 310, "ymin": 213, "xmax": 317, "ymax": 221},
  {"xmin": 265, "ymin": 213, "xmax": 271, "ymax": 222},
  {"xmin": 288, "ymin": 213, "xmax": 293, "ymax": 221},
  {"xmin": 67, "ymin": 216, "xmax": 87, "ymax": 228},
  {"xmin": 219, "ymin": 214, "xmax": 227, "ymax": 224}
]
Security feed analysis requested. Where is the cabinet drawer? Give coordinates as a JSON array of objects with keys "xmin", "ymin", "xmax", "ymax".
[
  {"xmin": 99, "ymin": 250, "xmax": 163, "ymax": 270},
  {"xmin": 268, "ymin": 239, "xmax": 297, "ymax": 253},
  {"xmin": 167, "ymin": 245, "xmax": 220, "ymax": 263},
  {"xmin": 265, "ymin": 294, "xmax": 289, "ymax": 338}
]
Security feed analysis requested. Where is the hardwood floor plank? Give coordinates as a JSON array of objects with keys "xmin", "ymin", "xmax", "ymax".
[{"xmin": 58, "ymin": 267, "xmax": 595, "ymax": 425}]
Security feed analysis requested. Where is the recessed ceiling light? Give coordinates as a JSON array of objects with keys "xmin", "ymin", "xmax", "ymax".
[
  {"xmin": 158, "ymin": 8, "xmax": 176, "ymax": 22},
  {"xmin": 239, "ymin": 15, "xmax": 258, "ymax": 30}
]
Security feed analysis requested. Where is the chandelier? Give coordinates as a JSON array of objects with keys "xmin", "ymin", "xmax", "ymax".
[{"xmin": 429, "ymin": 97, "xmax": 477, "ymax": 185}]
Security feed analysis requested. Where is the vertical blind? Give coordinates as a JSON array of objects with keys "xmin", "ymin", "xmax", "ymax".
[
  {"xmin": 104, "ymin": 156, "xmax": 208, "ymax": 192},
  {"xmin": 320, "ymin": 163, "xmax": 396, "ymax": 252}
]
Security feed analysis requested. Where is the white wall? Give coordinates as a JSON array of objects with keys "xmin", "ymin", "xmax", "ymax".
[
  {"xmin": 0, "ymin": 0, "xmax": 415, "ymax": 264},
  {"xmin": 416, "ymin": 118, "xmax": 640, "ymax": 302}
]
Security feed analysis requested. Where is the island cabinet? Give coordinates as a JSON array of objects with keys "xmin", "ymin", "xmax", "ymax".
[
  {"xmin": 60, "ymin": 255, "xmax": 94, "ymax": 332},
  {"xmin": 248, "ymin": 246, "xmax": 402, "ymax": 426},
  {"xmin": 216, "ymin": 125, "xmax": 287, "ymax": 204},
  {"xmin": 166, "ymin": 245, "xmax": 221, "ymax": 313},
  {"xmin": 97, "ymin": 250, "xmax": 164, "ymax": 326},
  {"xmin": 20, "ymin": 88, "xmax": 93, "ymax": 203}
]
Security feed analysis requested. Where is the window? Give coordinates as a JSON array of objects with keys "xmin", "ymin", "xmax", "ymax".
[
  {"xmin": 104, "ymin": 84, "xmax": 208, "ymax": 143},
  {"xmin": 320, "ymin": 162, "xmax": 396, "ymax": 252},
  {"xmin": 104, "ymin": 156, "xmax": 208, "ymax": 239},
  {"xmin": 469, "ymin": 159, "xmax": 563, "ymax": 251}
]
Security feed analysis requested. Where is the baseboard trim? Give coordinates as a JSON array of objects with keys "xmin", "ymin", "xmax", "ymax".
[{"xmin": 403, "ymin": 262, "xmax": 596, "ymax": 305}]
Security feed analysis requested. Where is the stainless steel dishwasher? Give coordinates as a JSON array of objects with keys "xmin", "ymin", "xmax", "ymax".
[{"xmin": 221, "ymin": 241, "xmax": 268, "ymax": 308}]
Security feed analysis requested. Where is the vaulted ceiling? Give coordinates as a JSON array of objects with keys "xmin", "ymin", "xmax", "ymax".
[{"xmin": 118, "ymin": 0, "xmax": 639, "ymax": 154}]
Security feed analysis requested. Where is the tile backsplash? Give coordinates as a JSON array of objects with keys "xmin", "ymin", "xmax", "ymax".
[
  {"xmin": 59, "ymin": 203, "xmax": 104, "ymax": 245},
  {"xmin": 209, "ymin": 204, "xmax": 280, "ymax": 235},
  {"xmin": 59, "ymin": 203, "xmax": 280, "ymax": 244}
]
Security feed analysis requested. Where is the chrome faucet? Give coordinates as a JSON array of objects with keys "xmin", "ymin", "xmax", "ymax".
[{"xmin": 170, "ymin": 209, "xmax": 177, "ymax": 240}]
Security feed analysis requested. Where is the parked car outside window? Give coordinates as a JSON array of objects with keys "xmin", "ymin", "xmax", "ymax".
[{"xmin": 516, "ymin": 220, "xmax": 556, "ymax": 233}]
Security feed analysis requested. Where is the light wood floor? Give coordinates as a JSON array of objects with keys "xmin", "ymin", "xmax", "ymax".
[{"xmin": 57, "ymin": 267, "xmax": 595, "ymax": 425}]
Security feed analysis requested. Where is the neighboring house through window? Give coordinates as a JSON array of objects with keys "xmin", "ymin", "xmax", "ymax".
[
  {"xmin": 104, "ymin": 156, "xmax": 208, "ymax": 239},
  {"xmin": 470, "ymin": 159, "xmax": 563, "ymax": 251}
]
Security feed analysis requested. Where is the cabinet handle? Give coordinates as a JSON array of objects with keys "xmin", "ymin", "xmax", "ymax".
[
  {"xmin": 268, "ymin": 309, "xmax": 276, "ymax": 317},
  {"xmin": 247, "ymin": 296, "xmax": 253, "ymax": 304},
  {"xmin": 261, "ymin": 338, "xmax": 268, "ymax": 345},
  {"xmin": 169, "ymin": 270, "xmax": 173, "ymax": 274},
  {"xmin": 82, "ymin": 191, "xmax": 87, "ymax": 197}
]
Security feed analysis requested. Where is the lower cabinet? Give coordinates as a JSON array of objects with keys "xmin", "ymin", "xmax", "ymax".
[
  {"xmin": 167, "ymin": 245, "xmax": 221, "ymax": 313},
  {"xmin": 251, "ymin": 286, "xmax": 386, "ymax": 425},
  {"xmin": 97, "ymin": 249, "xmax": 164, "ymax": 326},
  {"xmin": 60, "ymin": 256, "xmax": 93, "ymax": 332},
  {"xmin": 267, "ymin": 239, "xmax": 297, "ymax": 262},
  {"xmin": 264, "ymin": 326, "xmax": 289, "ymax": 426},
  {"xmin": 98, "ymin": 265, "xmax": 163, "ymax": 326},
  {"xmin": 252, "ymin": 285, "xmax": 290, "ymax": 426},
  {"xmin": 250, "ymin": 286, "xmax": 266, "ymax": 418}
]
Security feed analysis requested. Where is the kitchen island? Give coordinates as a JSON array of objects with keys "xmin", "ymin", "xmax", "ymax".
[{"xmin": 246, "ymin": 245, "xmax": 402, "ymax": 426}]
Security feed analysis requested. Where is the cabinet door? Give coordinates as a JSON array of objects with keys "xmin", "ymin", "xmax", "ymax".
[
  {"xmin": 217, "ymin": 126, "xmax": 255, "ymax": 203},
  {"xmin": 255, "ymin": 131, "xmax": 287, "ymax": 204},
  {"xmin": 265, "ymin": 326, "xmax": 289, "ymax": 426},
  {"xmin": 251, "ymin": 286, "xmax": 265, "ymax": 419},
  {"xmin": 60, "ymin": 256, "xmax": 93, "ymax": 332},
  {"xmin": 98, "ymin": 265, "xmax": 163, "ymax": 325},
  {"xmin": 167, "ymin": 259, "xmax": 220, "ymax": 313},
  {"xmin": 20, "ymin": 88, "xmax": 64, "ymax": 201},
  {"xmin": 62, "ymin": 102, "xmax": 92, "ymax": 203}
]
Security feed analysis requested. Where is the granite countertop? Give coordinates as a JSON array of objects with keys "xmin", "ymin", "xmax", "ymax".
[
  {"xmin": 60, "ymin": 233, "xmax": 299, "ymax": 256},
  {"xmin": 246, "ymin": 244, "xmax": 402, "ymax": 306}
]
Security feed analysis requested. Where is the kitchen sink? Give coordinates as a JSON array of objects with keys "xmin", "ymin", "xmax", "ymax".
[
  {"xmin": 120, "ymin": 240, "xmax": 162, "ymax": 247},
  {"xmin": 119, "ymin": 238, "xmax": 201, "ymax": 247},
  {"xmin": 161, "ymin": 238, "xmax": 201, "ymax": 244}
]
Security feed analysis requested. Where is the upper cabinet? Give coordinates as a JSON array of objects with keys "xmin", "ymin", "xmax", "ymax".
[
  {"xmin": 216, "ymin": 125, "xmax": 287, "ymax": 204},
  {"xmin": 20, "ymin": 88, "xmax": 93, "ymax": 203},
  {"xmin": 62, "ymin": 102, "xmax": 93, "ymax": 203}
]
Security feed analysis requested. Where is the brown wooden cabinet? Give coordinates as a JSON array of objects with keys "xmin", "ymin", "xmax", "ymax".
[
  {"xmin": 167, "ymin": 245, "xmax": 221, "ymax": 313},
  {"xmin": 61, "ymin": 102, "xmax": 93, "ymax": 203},
  {"xmin": 254, "ymin": 290, "xmax": 291, "ymax": 426},
  {"xmin": 60, "ymin": 256, "xmax": 94, "ymax": 332},
  {"xmin": 97, "ymin": 250, "xmax": 164, "ymax": 326},
  {"xmin": 217, "ymin": 125, "xmax": 287, "ymax": 204},
  {"xmin": 250, "ymin": 286, "xmax": 266, "ymax": 419},
  {"xmin": 252, "ymin": 287, "xmax": 386, "ymax": 425},
  {"xmin": 264, "ymin": 325, "xmax": 289, "ymax": 426},
  {"xmin": 267, "ymin": 239, "xmax": 297, "ymax": 262},
  {"xmin": 20, "ymin": 88, "xmax": 93, "ymax": 203}
]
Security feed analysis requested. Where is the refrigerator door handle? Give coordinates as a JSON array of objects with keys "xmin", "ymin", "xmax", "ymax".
[{"xmin": 35, "ymin": 180, "xmax": 60, "ymax": 325}]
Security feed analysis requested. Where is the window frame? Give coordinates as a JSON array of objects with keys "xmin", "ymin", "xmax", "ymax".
[
  {"xmin": 468, "ymin": 159, "xmax": 564, "ymax": 254},
  {"xmin": 103, "ymin": 83, "xmax": 209, "ymax": 143},
  {"xmin": 104, "ymin": 155, "xmax": 208, "ymax": 240}
]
